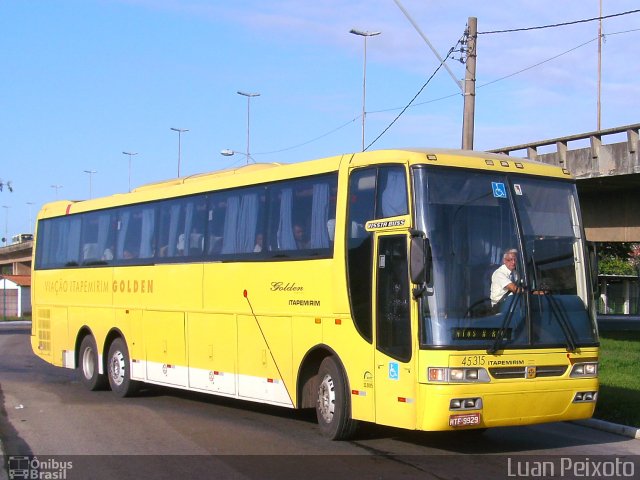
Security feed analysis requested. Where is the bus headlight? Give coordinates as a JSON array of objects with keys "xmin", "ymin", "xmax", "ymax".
[
  {"xmin": 428, "ymin": 367, "xmax": 490, "ymax": 383},
  {"xmin": 570, "ymin": 362, "xmax": 598, "ymax": 378}
]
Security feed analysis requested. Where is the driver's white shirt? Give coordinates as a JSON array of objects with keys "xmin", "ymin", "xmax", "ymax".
[{"xmin": 490, "ymin": 264, "xmax": 514, "ymax": 306}]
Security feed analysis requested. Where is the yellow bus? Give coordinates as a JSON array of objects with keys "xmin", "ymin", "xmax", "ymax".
[{"xmin": 31, "ymin": 149, "xmax": 599, "ymax": 439}]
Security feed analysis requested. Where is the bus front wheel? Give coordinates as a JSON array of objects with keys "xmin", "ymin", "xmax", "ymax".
[
  {"xmin": 78, "ymin": 335, "xmax": 107, "ymax": 391},
  {"xmin": 107, "ymin": 338, "xmax": 139, "ymax": 397},
  {"xmin": 315, "ymin": 356, "xmax": 358, "ymax": 440}
]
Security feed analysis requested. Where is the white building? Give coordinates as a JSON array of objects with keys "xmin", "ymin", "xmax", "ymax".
[{"xmin": 0, "ymin": 275, "xmax": 31, "ymax": 318}]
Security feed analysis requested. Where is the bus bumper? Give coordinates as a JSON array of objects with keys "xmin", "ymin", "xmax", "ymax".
[{"xmin": 416, "ymin": 378, "xmax": 599, "ymax": 431}]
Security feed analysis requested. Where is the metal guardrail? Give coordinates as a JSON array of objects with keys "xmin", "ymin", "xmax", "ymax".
[
  {"xmin": 489, "ymin": 123, "xmax": 640, "ymax": 178},
  {"xmin": 598, "ymin": 315, "xmax": 640, "ymax": 331}
]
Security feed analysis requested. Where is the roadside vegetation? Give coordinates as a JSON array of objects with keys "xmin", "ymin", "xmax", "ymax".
[
  {"xmin": 0, "ymin": 314, "xmax": 31, "ymax": 321},
  {"xmin": 594, "ymin": 330, "xmax": 640, "ymax": 428}
]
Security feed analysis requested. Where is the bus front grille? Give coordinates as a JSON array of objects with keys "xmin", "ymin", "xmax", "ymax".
[{"xmin": 489, "ymin": 365, "xmax": 568, "ymax": 379}]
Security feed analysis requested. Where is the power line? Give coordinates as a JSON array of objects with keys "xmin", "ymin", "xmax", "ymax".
[
  {"xmin": 365, "ymin": 42, "xmax": 459, "ymax": 151},
  {"xmin": 254, "ymin": 117, "xmax": 358, "ymax": 156},
  {"xmin": 253, "ymin": 26, "xmax": 637, "ymax": 158},
  {"xmin": 477, "ymin": 36, "xmax": 598, "ymax": 89},
  {"xmin": 370, "ymin": 91, "xmax": 460, "ymax": 114},
  {"xmin": 478, "ymin": 9, "xmax": 640, "ymax": 35}
]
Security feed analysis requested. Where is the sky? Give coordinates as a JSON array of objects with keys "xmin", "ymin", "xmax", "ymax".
[{"xmin": 1, "ymin": 0, "xmax": 639, "ymax": 240}]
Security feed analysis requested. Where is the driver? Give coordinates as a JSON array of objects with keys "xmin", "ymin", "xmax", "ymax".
[{"xmin": 490, "ymin": 249, "xmax": 521, "ymax": 306}]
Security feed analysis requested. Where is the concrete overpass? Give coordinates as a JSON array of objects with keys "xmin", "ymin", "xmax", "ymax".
[
  {"xmin": 0, "ymin": 241, "xmax": 32, "ymax": 276},
  {"xmin": 490, "ymin": 123, "xmax": 640, "ymax": 242}
]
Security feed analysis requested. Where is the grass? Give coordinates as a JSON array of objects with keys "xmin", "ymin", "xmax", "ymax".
[
  {"xmin": 0, "ymin": 314, "xmax": 31, "ymax": 321},
  {"xmin": 594, "ymin": 330, "xmax": 640, "ymax": 428}
]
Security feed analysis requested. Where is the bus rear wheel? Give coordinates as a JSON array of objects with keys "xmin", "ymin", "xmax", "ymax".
[
  {"xmin": 315, "ymin": 356, "xmax": 358, "ymax": 440},
  {"xmin": 107, "ymin": 338, "xmax": 139, "ymax": 397},
  {"xmin": 79, "ymin": 335, "xmax": 107, "ymax": 391}
]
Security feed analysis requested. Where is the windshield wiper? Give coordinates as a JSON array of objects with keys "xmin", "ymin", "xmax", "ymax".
[
  {"xmin": 487, "ymin": 290, "xmax": 523, "ymax": 354},
  {"xmin": 542, "ymin": 292, "xmax": 577, "ymax": 352},
  {"xmin": 528, "ymin": 250, "xmax": 577, "ymax": 352}
]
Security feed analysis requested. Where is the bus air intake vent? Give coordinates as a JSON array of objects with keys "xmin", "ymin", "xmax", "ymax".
[
  {"xmin": 535, "ymin": 365, "xmax": 568, "ymax": 377},
  {"xmin": 37, "ymin": 308, "xmax": 51, "ymax": 353},
  {"xmin": 489, "ymin": 365, "xmax": 568, "ymax": 379},
  {"xmin": 488, "ymin": 367, "xmax": 525, "ymax": 379}
]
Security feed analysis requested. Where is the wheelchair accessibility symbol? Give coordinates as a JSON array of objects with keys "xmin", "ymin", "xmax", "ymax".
[
  {"xmin": 388, "ymin": 362, "xmax": 399, "ymax": 381},
  {"xmin": 491, "ymin": 182, "xmax": 507, "ymax": 198}
]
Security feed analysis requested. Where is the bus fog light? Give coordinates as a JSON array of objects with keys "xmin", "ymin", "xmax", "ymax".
[
  {"xmin": 450, "ymin": 397, "xmax": 482, "ymax": 411},
  {"xmin": 463, "ymin": 399, "xmax": 476, "ymax": 408},
  {"xmin": 573, "ymin": 391, "xmax": 598, "ymax": 403}
]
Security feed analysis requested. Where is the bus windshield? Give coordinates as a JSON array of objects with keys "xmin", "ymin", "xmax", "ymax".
[{"xmin": 413, "ymin": 166, "xmax": 598, "ymax": 350}]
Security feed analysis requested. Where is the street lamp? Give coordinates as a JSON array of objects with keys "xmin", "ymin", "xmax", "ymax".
[
  {"xmin": 220, "ymin": 149, "xmax": 251, "ymax": 164},
  {"xmin": 350, "ymin": 28, "xmax": 381, "ymax": 151},
  {"xmin": 84, "ymin": 170, "xmax": 97, "ymax": 199},
  {"xmin": 122, "ymin": 151, "xmax": 138, "ymax": 192},
  {"xmin": 2, "ymin": 205, "xmax": 8, "ymax": 246},
  {"xmin": 237, "ymin": 91, "xmax": 260, "ymax": 164},
  {"xmin": 170, "ymin": 128, "xmax": 189, "ymax": 177},
  {"xmin": 1, "ymin": 205, "xmax": 8, "ymax": 319},
  {"xmin": 50, "ymin": 184, "xmax": 63, "ymax": 199}
]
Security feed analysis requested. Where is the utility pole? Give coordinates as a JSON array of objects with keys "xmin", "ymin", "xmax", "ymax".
[
  {"xmin": 462, "ymin": 17, "xmax": 477, "ymax": 150},
  {"xmin": 597, "ymin": 0, "xmax": 602, "ymax": 131},
  {"xmin": 392, "ymin": 2, "xmax": 475, "ymax": 150}
]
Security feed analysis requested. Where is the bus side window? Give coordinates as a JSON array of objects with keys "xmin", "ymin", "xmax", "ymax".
[
  {"xmin": 36, "ymin": 216, "xmax": 81, "ymax": 268},
  {"xmin": 377, "ymin": 166, "xmax": 408, "ymax": 219},
  {"xmin": 346, "ymin": 168, "xmax": 376, "ymax": 342},
  {"xmin": 212, "ymin": 186, "xmax": 264, "ymax": 256},
  {"xmin": 207, "ymin": 193, "xmax": 225, "ymax": 257}
]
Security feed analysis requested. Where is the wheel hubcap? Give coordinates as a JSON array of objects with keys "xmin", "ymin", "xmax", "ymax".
[
  {"xmin": 317, "ymin": 373, "xmax": 336, "ymax": 424},
  {"xmin": 109, "ymin": 350, "xmax": 125, "ymax": 386},
  {"xmin": 81, "ymin": 346, "xmax": 95, "ymax": 380}
]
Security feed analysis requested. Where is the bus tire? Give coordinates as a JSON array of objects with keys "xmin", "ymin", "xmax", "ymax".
[
  {"xmin": 315, "ymin": 356, "xmax": 358, "ymax": 440},
  {"xmin": 107, "ymin": 337, "xmax": 139, "ymax": 397},
  {"xmin": 78, "ymin": 335, "xmax": 107, "ymax": 391}
]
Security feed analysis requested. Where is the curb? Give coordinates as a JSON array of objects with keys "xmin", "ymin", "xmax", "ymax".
[{"xmin": 573, "ymin": 418, "xmax": 640, "ymax": 440}]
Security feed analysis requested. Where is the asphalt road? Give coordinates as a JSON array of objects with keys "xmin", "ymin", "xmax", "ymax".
[{"xmin": 1, "ymin": 323, "xmax": 638, "ymax": 480}]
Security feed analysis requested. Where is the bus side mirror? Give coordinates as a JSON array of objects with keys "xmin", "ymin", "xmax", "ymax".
[{"xmin": 410, "ymin": 232, "xmax": 431, "ymax": 286}]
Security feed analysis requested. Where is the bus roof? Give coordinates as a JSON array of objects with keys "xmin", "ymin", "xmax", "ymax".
[{"xmin": 36, "ymin": 149, "xmax": 570, "ymax": 219}]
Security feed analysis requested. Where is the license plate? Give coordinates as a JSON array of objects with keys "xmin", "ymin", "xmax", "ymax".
[{"xmin": 449, "ymin": 413, "xmax": 481, "ymax": 427}]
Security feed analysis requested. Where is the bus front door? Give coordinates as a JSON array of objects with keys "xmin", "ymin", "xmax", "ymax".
[{"xmin": 373, "ymin": 234, "xmax": 417, "ymax": 429}]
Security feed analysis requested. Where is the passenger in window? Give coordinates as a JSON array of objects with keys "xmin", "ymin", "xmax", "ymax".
[
  {"xmin": 123, "ymin": 249, "xmax": 137, "ymax": 259},
  {"xmin": 254, "ymin": 233, "xmax": 264, "ymax": 253},
  {"xmin": 208, "ymin": 235, "xmax": 222, "ymax": 255},
  {"xmin": 177, "ymin": 229, "xmax": 203, "ymax": 256},
  {"xmin": 188, "ymin": 231, "xmax": 204, "ymax": 254},
  {"xmin": 176, "ymin": 234, "xmax": 186, "ymax": 255},
  {"xmin": 293, "ymin": 224, "xmax": 309, "ymax": 249},
  {"xmin": 102, "ymin": 245, "xmax": 114, "ymax": 261}
]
